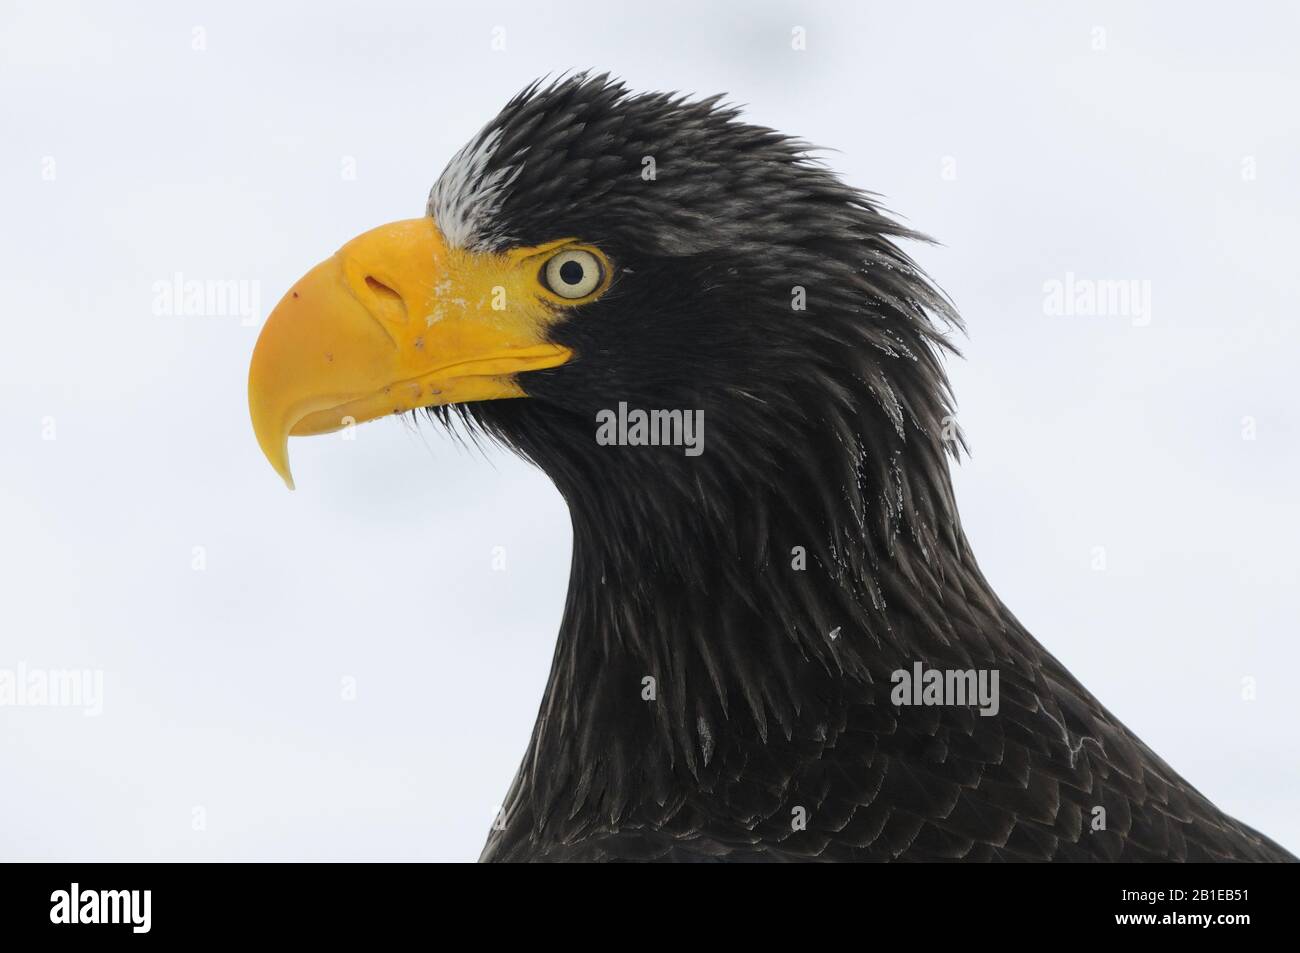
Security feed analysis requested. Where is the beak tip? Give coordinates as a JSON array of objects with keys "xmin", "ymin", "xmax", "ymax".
[
  {"xmin": 270, "ymin": 453, "xmax": 296, "ymax": 491},
  {"xmin": 251, "ymin": 418, "xmax": 297, "ymax": 491}
]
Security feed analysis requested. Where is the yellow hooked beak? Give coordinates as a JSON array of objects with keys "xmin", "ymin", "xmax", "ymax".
[{"xmin": 248, "ymin": 218, "xmax": 574, "ymax": 489}]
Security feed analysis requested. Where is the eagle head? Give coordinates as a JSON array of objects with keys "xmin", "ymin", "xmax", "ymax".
[{"xmin": 249, "ymin": 75, "xmax": 961, "ymax": 575}]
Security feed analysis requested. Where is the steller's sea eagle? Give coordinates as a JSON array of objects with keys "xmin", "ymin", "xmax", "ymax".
[{"xmin": 248, "ymin": 75, "xmax": 1294, "ymax": 862}]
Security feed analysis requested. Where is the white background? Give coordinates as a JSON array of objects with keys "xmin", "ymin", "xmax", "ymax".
[{"xmin": 1, "ymin": 0, "xmax": 1296, "ymax": 860}]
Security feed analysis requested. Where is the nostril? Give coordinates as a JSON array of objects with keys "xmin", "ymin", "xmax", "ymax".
[{"xmin": 365, "ymin": 275, "xmax": 401, "ymax": 301}]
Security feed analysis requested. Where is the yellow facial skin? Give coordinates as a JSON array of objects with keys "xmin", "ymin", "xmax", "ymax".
[{"xmin": 248, "ymin": 218, "xmax": 609, "ymax": 488}]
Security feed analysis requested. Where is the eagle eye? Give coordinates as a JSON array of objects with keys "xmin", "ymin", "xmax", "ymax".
[{"xmin": 542, "ymin": 248, "xmax": 604, "ymax": 300}]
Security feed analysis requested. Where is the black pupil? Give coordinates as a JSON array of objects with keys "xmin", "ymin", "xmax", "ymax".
[{"xmin": 559, "ymin": 260, "xmax": 585, "ymax": 285}]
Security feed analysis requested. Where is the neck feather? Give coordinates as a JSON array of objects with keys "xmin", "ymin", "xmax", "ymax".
[{"xmin": 486, "ymin": 378, "xmax": 1023, "ymax": 854}]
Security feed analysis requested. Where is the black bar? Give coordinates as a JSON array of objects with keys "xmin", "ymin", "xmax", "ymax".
[{"xmin": 1, "ymin": 861, "xmax": 1293, "ymax": 939}]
